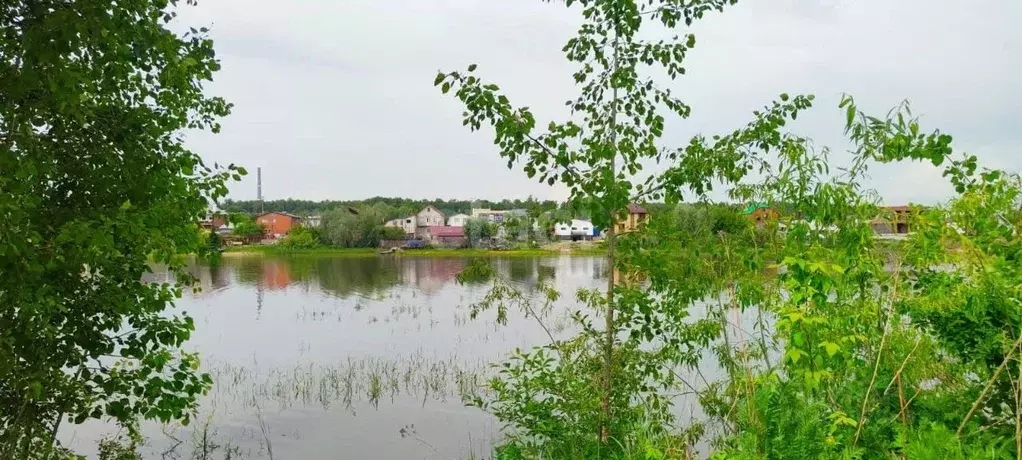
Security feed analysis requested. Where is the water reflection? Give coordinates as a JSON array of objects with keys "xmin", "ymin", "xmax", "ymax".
[
  {"xmin": 175, "ymin": 255, "xmax": 608, "ymax": 300},
  {"xmin": 83, "ymin": 255, "xmax": 609, "ymax": 460}
]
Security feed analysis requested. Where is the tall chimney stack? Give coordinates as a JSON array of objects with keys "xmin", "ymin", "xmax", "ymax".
[{"xmin": 257, "ymin": 167, "xmax": 263, "ymax": 213}]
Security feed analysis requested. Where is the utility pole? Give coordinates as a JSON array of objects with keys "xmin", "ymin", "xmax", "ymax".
[{"xmin": 257, "ymin": 167, "xmax": 263, "ymax": 214}]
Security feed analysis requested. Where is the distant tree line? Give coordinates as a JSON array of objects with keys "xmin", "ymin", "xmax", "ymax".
[{"xmin": 221, "ymin": 196, "xmax": 565, "ymax": 218}]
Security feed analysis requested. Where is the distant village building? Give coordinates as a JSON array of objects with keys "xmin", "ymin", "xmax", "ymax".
[
  {"xmin": 416, "ymin": 205, "xmax": 446, "ymax": 238},
  {"xmin": 872, "ymin": 205, "xmax": 914, "ymax": 235},
  {"xmin": 417, "ymin": 205, "xmax": 446, "ymax": 227},
  {"xmin": 447, "ymin": 213, "xmax": 470, "ymax": 227},
  {"xmin": 304, "ymin": 215, "xmax": 322, "ymax": 228},
  {"xmin": 256, "ymin": 212, "xmax": 302, "ymax": 239},
  {"xmin": 384, "ymin": 205, "xmax": 449, "ymax": 239},
  {"xmin": 615, "ymin": 203, "xmax": 647, "ymax": 234},
  {"xmin": 199, "ymin": 213, "xmax": 227, "ymax": 232},
  {"xmin": 554, "ymin": 219, "xmax": 594, "ymax": 241},
  {"xmin": 471, "ymin": 208, "xmax": 526, "ymax": 223},
  {"xmin": 385, "ymin": 216, "xmax": 417, "ymax": 236},
  {"xmin": 425, "ymin": 226, "xmax": 466, "ymax": 248}
]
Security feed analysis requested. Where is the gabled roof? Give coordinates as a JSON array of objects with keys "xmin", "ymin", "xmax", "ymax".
[
  {"xmin": 627, "ymin": 203, "xmax": 647, "ymax": 214},
  {"xmin": 420, "ymin": 205, "xmax": 445, "ymax": 217}
]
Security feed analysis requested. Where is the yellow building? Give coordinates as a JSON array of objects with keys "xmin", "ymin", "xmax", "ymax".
[{"xmin": 615, "ymin": 203, "xmax": 648, "ymax": 234}]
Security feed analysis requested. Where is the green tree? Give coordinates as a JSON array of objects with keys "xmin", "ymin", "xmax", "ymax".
[
  {"xmin": 230, "ymin": 213, "xmax": 264, "ymax": 239},
  {"xmin": 320, "ymin": 204, "xmax": 391, "ymax": 248},
  {"xmin": 277, "ymin": 226, "xmax": 319, "ymax": 250},
  {"xmin": 440, "ymin": 1, "xmax": 1022, "ymax": 458},
  {"xmin": 380, "ymin": 226, "xmax": 408, "ymax": 241},
  {"xmin": 438, "ymin": 0, "xmax": 769, "ymax": 446},
  {"xmin": 0, "ymin": 0, "xmax": 237, "ymax": 457},
  {"xmin": 465, "ymin": 217, "xmax": 496, "ymax": 248},
  {"xmin": 503, "ymin": 216, "xmax": 528, "ymax": 242}
]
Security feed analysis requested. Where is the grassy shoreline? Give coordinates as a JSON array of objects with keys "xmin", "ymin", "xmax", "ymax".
[{"xmin": 222, "ymin": 245, "xmax": 605, "ymax": 257}]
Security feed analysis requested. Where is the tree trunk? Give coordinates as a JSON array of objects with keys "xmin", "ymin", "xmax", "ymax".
[{"xmin": 600, "ymin": 33, "xmax": 621, "ymax": 444}]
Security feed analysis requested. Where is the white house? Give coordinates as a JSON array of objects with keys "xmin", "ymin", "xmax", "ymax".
[
  {"xmin": 385, "ymin": 216, "xmax": 417, "ymax": 236},
  {"xmin": 447, "ymin": 213, "xmax": 470, "ymax": 227},
  {"xmin": 470, "ymin": 208, "xmax": 527, "ymax": 223},
  {"xmin": 385, "ymin": 205, "xmax": 448, "ymax": 238},
  {"xmin": 554, "ymin": 219, "xmax": 594, "ymax": 241}
]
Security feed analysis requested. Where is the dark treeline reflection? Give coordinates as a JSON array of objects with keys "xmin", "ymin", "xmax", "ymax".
[{"xmin": 152, "ymin": 255, "xmax": 608, "ymax": 299}]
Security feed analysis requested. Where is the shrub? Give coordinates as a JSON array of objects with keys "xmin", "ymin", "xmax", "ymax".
[{"xmin": 278, "ymin": 227, "xmax": 319, "ymax": 249}]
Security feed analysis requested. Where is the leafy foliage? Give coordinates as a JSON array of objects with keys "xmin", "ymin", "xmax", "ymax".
[
  {"xmin": 228, "ymin": 213, "xmax": 264, "ymax": 239},
  {"xmin": 277, "ymin": 226, "xmax": 320, "ymax": 249},
  {"xmin": 437, "ymin": 1, "xmax": 1022, "ymax": 459},
  {"xmin": 319, "ymin": 204, "xmax": 394, "ymax": 248},
  {"xmin": 380, "ymin": 225, "xmax": 408, "ymax": 241},
  {"xmin": 465, "ymin": 218, "xmax": 498, "ymax": 248},
  {"xmin": 0, "ymin": 0, "xmax": 235, "ymax": 456}
]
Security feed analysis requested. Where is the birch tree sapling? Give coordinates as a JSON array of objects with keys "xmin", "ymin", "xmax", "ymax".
[{"xmin": 435, "ymin": 0, "xmax": 750, "ymax": 443}]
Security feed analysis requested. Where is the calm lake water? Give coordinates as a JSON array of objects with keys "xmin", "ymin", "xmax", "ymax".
[{"xmin": 62, "ymin": 254, "xmax": 609, "ymax": 459}]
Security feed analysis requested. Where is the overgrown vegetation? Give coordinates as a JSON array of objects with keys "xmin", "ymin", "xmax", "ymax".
[
  {"xmin": 276, "ymin": 226, "xmax": 320, "ymax": 250},
  {"xmin": 5, "ymin": 0, "xmax": 1017, "ymax": 458},
  {"xmin": 227, "ymin": 213, "xmax": 264, "ymax": 240},
  {"xmin": 318, "ymin": 203, "xmax": 396, "ymax": 248},
  {"xmin": 437, "ymin": 0, "xmax": 1022, "ymax": 458}
]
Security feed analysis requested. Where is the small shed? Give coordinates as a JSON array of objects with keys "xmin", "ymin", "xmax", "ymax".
[{"xmin": 426, "ymin": 226, "xmax": 466, "ymax": 248}]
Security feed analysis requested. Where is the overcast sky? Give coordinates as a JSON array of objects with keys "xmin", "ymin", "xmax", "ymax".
[{"xmin": 177, "ymin": 0, "xmax": 1021, "ymax": 206}]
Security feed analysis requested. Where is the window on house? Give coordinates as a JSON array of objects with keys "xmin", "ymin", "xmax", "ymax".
[{"xmin": 571, "ymin": 227, "xmax": 577, "ymax": 230}]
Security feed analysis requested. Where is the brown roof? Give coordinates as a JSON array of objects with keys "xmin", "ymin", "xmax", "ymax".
[
  {"xmin": 257, "ymin": 212, "xmax": 302, "ymax": 219},
  {"xmin": 627, "ymin": 203, "xmax": 647, "ymax": 214}
]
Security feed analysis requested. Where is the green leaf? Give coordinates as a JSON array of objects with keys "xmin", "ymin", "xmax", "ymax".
[
  {"xmin": 120, "ymin": 200, "xmax": 132, "ymax": 210},
  {"xmin": 822, "ymin": 342, "xmax": 840, "ymax": 357},
  {"xmin": 468, "ymin": 64, "xmax": 477, "ymax": 72},
  {"xmin": 433, "ymin": 72, "xmax": 445, "ymax": 86}
]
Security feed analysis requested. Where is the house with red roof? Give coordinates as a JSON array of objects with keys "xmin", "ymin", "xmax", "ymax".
[{"xmin": 425, "ymin": 225, "xmax": 466, "ymax": 248}]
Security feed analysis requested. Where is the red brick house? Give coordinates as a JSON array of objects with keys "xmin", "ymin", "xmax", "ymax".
[{"xmin": 256, "ymin": 212, "xmax": 302, "ymax": 239}]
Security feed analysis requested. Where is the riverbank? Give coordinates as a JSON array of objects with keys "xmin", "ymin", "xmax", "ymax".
[{"xmin": 222, "ymin": 245, "xmax": 606, "ymax": 257}]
